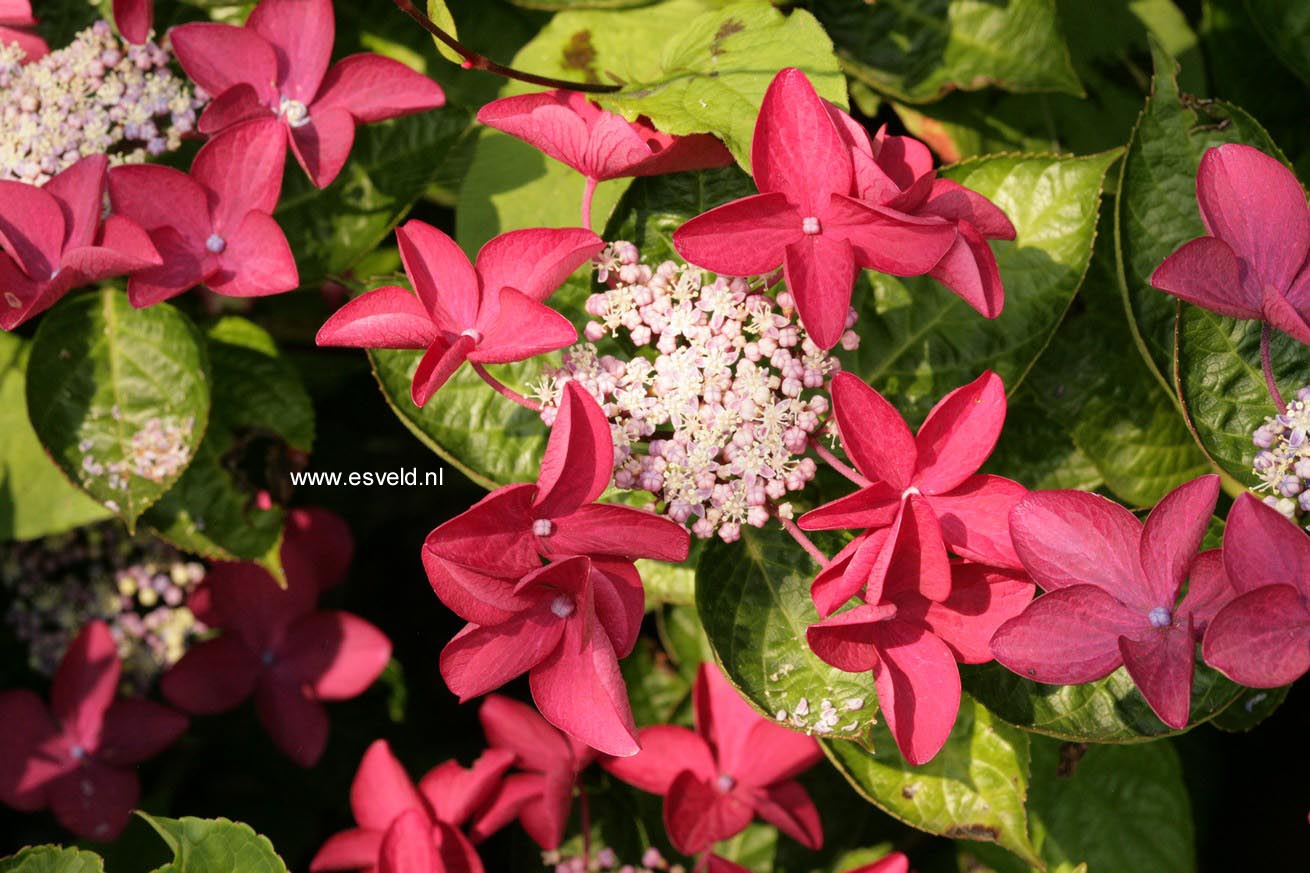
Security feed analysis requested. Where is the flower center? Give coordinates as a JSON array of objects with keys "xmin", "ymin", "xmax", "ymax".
[
  {"xmin": 460, "ymin": 328, "xmax": 483, "ymax": 343},
  {"xmin": 69, "ymin": 744, "xmax": 87, "ymax": 761},
  {"xmin": 205, "ymin": 233, "xmax": 226, "ymax": 254},
  {"xmin": 716, "ymin": 773, "xmax": 736, "ymax": 792},
  {"xmin": 278, "ymin": 96, "xmax": 310, "ymax": 128},
  {"xmin": 801, "ymin": 216, "xmax": 822, "ymax": 235},
  {"xmin": 1147, "ymin": 606, "xmax": 1172, "ymax": 628},
  {"xmin": 261, "ymin": 649, "xmax": 277, "ymax": 666},
  {"xmin": 533, "ymin": 518, "xmax": 555, "ymax": 537},
  {"xmin": 549, "ymin": 594, "xmax": 574, "ymax": 618},
  {"xmin": 48, "ymin": 268, "xmax": 60, "ymax": 281},
  {"xmin": 4, "ymin": 292, "xmax": 19, "ymax": 309},
  {"xmin": 901, "ymin": 485, "xmax": 920, "ymax": 500}
]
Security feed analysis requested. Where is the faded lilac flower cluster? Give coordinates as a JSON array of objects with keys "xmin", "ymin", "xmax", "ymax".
[
  {"xmin": 534, "ymin": 241, "xmax": 848, "ymax": 541},
  {"xmin": 544, "ymin": 846, "xmax": 685, "ymax": 873},
  {"xmin": 2, "ymin": 522, "xmax": 208, "ymax": 693},
  {"xmin": 0, "ymin": 20, "xmax": 204, "ymax": 185},
  {"xmin": 1252, "ymin": 385, "xmax": 1310, "ymax": 528}
]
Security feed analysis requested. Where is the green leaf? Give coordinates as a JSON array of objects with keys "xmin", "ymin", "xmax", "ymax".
[
  {"xmin": 970, "ymin": 739, "xmax": 1195, "ymax": 873},
  {"xmin": 1243, "ymin": 0, "xmax": 1310, "ymax": 85},
  {"xmin": 1176, "ymin": 311, "xmax": 1310, "ymax": 485},
  {"xmin": 277, "ymin": 109, "xmax": 470, "ymax": 286},
  {"xmin": 823, "ymin": 694, "xmax": 1041, "ymax": 868},
  {"xmin": 812, "ymin": 0, "xmax": 1082, "ymax": 105},
  {"xmin": 1027, "ymin": 211, "xmax": 1210, "ymax": 507},
  {"xmin": 696, "ymin": 525, "xmax": 880, "ymax": 747},
  {"xmin": 847, "ymin": 150, "xmax": 1120, "ymax": 424},
  {"xmin": 604, "ymin": 165, "xmax": 757, "ymax": 263},
  {"xmin": 26, "ymin": 289, "xmax": 210, "ymax": 529},
  {"xmin": 1210, "ymin": 685, "xmax": 1290, "ymax": 733},
  {"xmin": 142, "ymin": 318, "xmax": 314, "ymax": 570},
  {"xmin": 595, "ymin": 2, "xmax": 846, "ymax": 168},
  {"xmin": 621, "ymin": 636, "xmax": 692, "ymax": 726},
  {"xmin": 961, "ymin": 656, "xmax": 1241, "ymax": 743},
  {"xmin": 370, "ymin": 352, "xmax": 547, "ymax": 489},
  {"xmin": 0, "ymin": 846, "xmax": 104, "ymax": 873},
  {"xmin": 140, "ymin": 814, "xmax": 288, "ymax": 873},
  {"xmin": 1115, "ymin": 38, "xmax": 1284, "ymax": 394},
  {"xmin": 982, "ymin": 388, "xmax": 1105, "ymax": 494},
  {"xmin": 508, "ymin": 0, "xmax": 658, "ymax": 8},
  {"xmin": 426, "ymin": 0, "xmax": 465, "ymax": 64},
  {"xmin": 0, "ymin": 333, "xmax": 110, "ymax": 541}
]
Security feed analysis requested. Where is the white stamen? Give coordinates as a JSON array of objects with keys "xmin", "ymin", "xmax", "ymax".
[
  {"xmin": 205, "ymin": 233, "xmax": 226, "ymax": 254},
  {"xmin": 801, "ymin": 216, "xmax": 821, "ymax": 235},
  {"xmin": 70, "ymin": 744, "xmax": 87, "ymax": 761},
  {"xmin": 533, "ymin": 518, "xmax": 555, "ymax": 537},
  {"xmin": 716, "ymin": 773, "xmax": 736, "ymax": 792},
  {"xmin": 460, "ymin": 328, "xmax": 483, "ymax": 343},
  {"xmin": 1147, "ymin": 607, "xmax": 1172, "ymax": 628},
  {"xmin": 279, "ymin": 96, "xmax": 311, "ymax": 128},
  {"xmin": 549, "ymin": 594, "xmax": 574, "ymax": 618},
  {"xmin": 902, "ymin": 485, "xmax": 920, "ymax": 499}
]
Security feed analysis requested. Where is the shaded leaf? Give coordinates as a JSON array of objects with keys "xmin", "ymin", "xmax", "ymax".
[
  {"xmin": 140, "ymin": 814, "xmax": 287, "ymax": 873},
  {"xmin": 0, "ymin": 846, "xmax": 104, "ymax": 873}
]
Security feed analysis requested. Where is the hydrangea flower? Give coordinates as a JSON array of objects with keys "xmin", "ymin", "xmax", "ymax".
[
  {"xmin": 171, "ymin": 0, "xmax": 446, "ymax": 188},
  {"xmin": 108, "ymin": 117, "xmax": 298, "ymax": 306},
  {"xmin": 1151, "ymin": 144, "xmax": 1310, "ymax": 345},
  {"xmin": 991, "ymin": 475, "xmax": 1232, "ymax": 729},
  {"xmin": 0, "ymin": 21, "xmax": 203, "ymax": 185},
  {"xmin": 0, "ymin": 0, "xmax": 47, "ymax": 61},
  {"xmin": 1251, "ymin": 385, "xmax": 1310, "ymax": 527},
  {"xmin": 808, "ymin": 560, "xmax": 1033, "ymax": 764},
  {"xmin": 799, "ymin": 371, "xmax": 1027, "ymax": 611},
  {"xmin": 672, "ymin": 68, "xmax": 955, "ymax": 349},
  {"xmin": 0, "ymin": 621, "xmax": 188, "ymax": 841},
  {"xmin": 317, "ymin": 221, "xmax": 602, "ymax": 406},
  {"xmin": 1203, "ymin": 493, "xmax": 1310, "ymax": 687},
  {"xmin": 602, "ymin": 663, "xmax": 823, "ymax": 855},
  {"xmin": 0, "ymin": 154, "xmax": 160, "ymax": 330},
  {"xmin": 310, "ymin": 739, "xmax": 512, "ymax": 873}
]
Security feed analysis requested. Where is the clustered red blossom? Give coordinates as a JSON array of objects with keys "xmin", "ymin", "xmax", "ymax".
[
  {"xmin": 534, "ymin": 241, "xmax": 844, "ymax": 541},
  {"xmin": 0, "ymin": 20, "xmax": 203, "ymax": 185}
]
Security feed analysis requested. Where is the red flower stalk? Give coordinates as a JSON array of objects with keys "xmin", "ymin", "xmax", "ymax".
[
  {"xmin": 828, "ymin": 106, "xmax": 1015, "ymax": 318},
  {"xmin": 1203, "ymin": 494, "xmax": 1310, "ymax": 686},
  {"xmin": 170, "ymin": 0, "xmax": 446, "ymax": 188},
  {"xmin": 160, "ymin": 535, "xmax": 391, "ymax": 767},
  {"xmin": 0, "ymin": 0, "xmax": 48, "ymax": 60},
  {"xmin": 424, "ymin": 382, "xmax": 689, "ymax": 755},
  {"xmin": 672, "ymin": 68, "xmax": 955, "ymax": 349},
  {"xmin": 108, "ymin": 118, "xmax": 298, "ymax": 307},
  {"xmin": 1151, "ymin": 144, "xmax": 1310, "ymax": 345},
  {"xmin": 0, "ymin": 155, "xmax": 161, "ymax": 330},
  {"xmin": 808, "ymin": 560, "xmax": 1033, "ymax": 765},
  {"xmin": 602, "ymin": 663, "xmax": 824, "ymax": 855},
  {"xmin": 800, "ymin": 371, "xmax": 1027, "ymax": 613},
  {"xmin": 316, "ymin": 220, "xmax": 602, "ymax": 406},
  {"xmin": 470, "ymin": 695, "xmax": 596, "ymax": 850},
  {"xmin": 991, "ymin": 475, "xmax": 1232, "ymax": 729},
  {"xmin": 311, "ymin": 739, "xmax": 512, "ymax": 873},
  {"xmin": 0, "ymin": 622, "xmax": 188, "ymax": 841}
]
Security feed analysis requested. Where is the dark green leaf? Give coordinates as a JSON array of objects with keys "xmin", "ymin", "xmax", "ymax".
[
  {"xmin": 0, "ymin": 846, "xmax": 104, "ymax": 873},
  {"xmin": 982, "ymin": 387, "xmax": 1106, "ymax": 494},
  {"xmin": 1210, "ymin": 685, "xmax": 1290, "ymax": 733},
  {"xmin": 847, "ymin": 150, "xmax": 1120, "ymax": 424},
  {"xmin": 813, "ymin": 0, "xmax": 1082, "ymax": 104},
  {"xmin": 26, "ymin": 289, "xmax": 210, "ymax": 529},
  {"xmin": 508, "ymin": 0, "xmax": 657, "ymax": 8},
  {"xmin": 1243, "ymin": 0, "xmax": 1310, "ymax": 85},
  {"xmin": 823, "ymin": 695, "xmax": 1041, "ymax": 868},
  {"xmin": 140, "ymin": 814, "xmax": 288, "ymax": 873}
]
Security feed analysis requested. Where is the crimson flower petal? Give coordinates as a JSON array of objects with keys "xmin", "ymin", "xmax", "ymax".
[
  {"xmin": 928, "ymin": 474, "xmax": 1027, "ymax": 568},
  {"xmin": 465, "ymin": 771, "xmax": 539, "ymax": 844},
  {"xmin": 199, "ymin": 84, "xmax": 274, "ymax": 134},
  {"xmin": 316, "ymin": 53, "xmax": 446, "ymax": 124},
  {"xmin": 601, "ymin": 725, "xmax": 716, "ymax": 794},
  {"xmin": 672, "ymin": 193, "xmax": 799, "ymax": 276},
  {"xmin": 913, "ymin": 371, "xmax": 1006, "ymax": 494},
  {"xmin": 288, "ymin": 107, "xmax": 357, "ymax": 190},
  {"xmin": 752, "ymin": 68, "xmax": 852, "ymax": 215},
  {"xmin": 1138, "ymin": 474, "xmax": 1219, "ymax": 609},
  {"xmin": 247, "ymin": 0, "xmax": 334, "ymax": 102},
  {"xmin": 52, "ymin": 621, "xmax": 119, "ymax": 749},
  {"xmin": 309, "ymin": 828, "xmax": 382, "ymax": 872},
  {"xmin": 435, "ymin": 821, "xmax": 484, "ymax": 873},
  {"xmin": 478, "ymin": 694, "xmax": 574, "ymax": 776},
  {"xmin": 193, "ymin": 118, "xmax": 286, "ymax": 231},
  {"xmin": 59, "ymin": 215, "xmax": 162, "ymax": 289},
  {"xmin": 477, "ymin": 91, "xmax": 646, "ymax": 182},
  {"xmin": 284, "ymin": 507, "xmax": 354, "ymax": 590},
  {"xmin": 797, "ymin": 481, "xmax": 901, "ymax": 532},
  {"xmin": 378, "ymin": 808, "xmax": 440, "ymax": 873},
  {"xmin": 111, "ymin": 0, "xmax": 152, "ymax": 43},
  {"xmin": 350, "ymin": 739, "xmax": 425, "ymax": 831},
  {"xmin": 1261, "ymin": 286, "xmax": 1310, "ymax": 344},
  {"xmin": 1196, "ymin": 144, "xmax": 1310, "ymax": 295},
  {"xmin": 922, "ymin": 178, "xmax": 1015, "ymax": 240},
  {"xmin": 419, "ymin": 748, "xmax": 514, "ymax": 829},
  {"xmin": 529, "ymin": 609, "xmax": 639, "ymax": 757},
  {"xmin": 1178, "ymin": 549, "xmax": 1236, "ymax": 635},
  {"xmin": 95, "ymin": 699, "xmax": 187, "ymax": 766},
  {"xmin": 198, "ymin": 558, "xmax": 317, "ymax": 650},
  {"xmin": 829, "ymin": 196, "xmax": 957, "ymax": 277},
  {"xmin": 1008, "ymin": 489, "xmax": 1146, "ymax": 605},
  {"xmin": 874, "ymin": 494, "xmax": 952, "ymax": 602},
  {"xmin": 871, "ymin": 622, "xmax": 961, "ymax": 766},
  {"xmin": 412, "ymin": 334, "xmax": 475, "ymax": 407},
  {"xmin": 1202, "ymin": 585, "xmax": 1310, "ymax": 687},
  {"xmin": 783, "ymin": 231, "xmax": 855, "ymax": 350},
  {"xmin": 1222, "ymin": 493, "xmax": 1310, "ymax": 597},
  {"xmin": 990, "ymin": 584, "xmax": 1143, "ymax": 684},
  {"xmin": 396, "ymin": 220, "xmax": 479, "ymax": 331},
  {"xmin": 736, "ymin": 722, "xmax": 821, "ymax": 790},
  {"xmin": 0, "ymin": 689, "xmax": 61, "ymax": 811},
  {"xmin": 472, "ymin": 287, "xmax": 577, "ymax": 363},
  {"xmin": 316, "ymin": 286, "xmax": 439, "ymax": 349},
  {"xmin": 807, "ymin": 603, "xmax": 896, "ymax": 674},
  {"xmin": 475, "ymin": 227, "xmax": 603, "ymax": 305},
  {"xmin": 1149, "ymin": 236, "xmax": 1260, "ymax": 318},
  {"xmin": 170, "ymin": 23, "xmax": 279, "ymax": 105},
  {"xmin": 160, "ymin": 636, "xmax": 261, "ymax": 714},
  {"xmin": 752, "ymin": 779, "xmax": 823, "ymax": 849},
  {"xmin": 208, "ymin": 210, "xmax": 299, "ymax": 297},
  {"xmin": 811, "ymin": 530, "xmax": 888, "ymax": 618},
  {"xmin": 254, "ymin": 675, "xmax": 329, "ymax": 767},
  {"xmin": 0, "ymin": 179, "xmax": 64, "ymax": 278},
  {"xmin": 1119, "ymin": 619, "xmax": 1196, "ymax": 729},
  {"xmin": 830, "ymin": 372, "xmax": 917, "ymax": 489},
  {"xmin": 517, "ymin": 769, "xmax": 574, "ymax": 850},
  {"xmin": 534, "ymin": 380, "xmax": 613, "ymax": 516},
  {"xmin": 928, "ymin": 222, "xmax": 1005, "ymax": 318},
  {"xmin": 278, "ymin": 610, "xmax": 392, "ymax": 700},
  {"xmin": 44, "ymin": 154, "xmax": 106, "ymax": 251},
  {"xmin": 47, "ymin": 761, "xmax": 137, "ymax": 842},
  {"xmin": 903, "ymin": 562, "xmax": 1035, "ymax": 664},
  {"xmin": 545, "ymin": 503, "xmax": 691, "ymax": 563},
  {"xmin": 108, "ymin": 164, "xmax": 208, "ymax": 240},
  {"xmin": 692, "ymin": 661, "xmax": 761, "ymax": 774},
  {"xmin": 124, "ymin": 227, "xmax": 209, "ymax": 307},
  {"xmin": 664, "ymin": 770, "xmax": 754, "ymax": 855},
  {"xmin": 440, "ymin": 614, "xmax": 565, "ymax": 703},
  {"xmin": 589, "ymin": 558, "xmax": 644, "ymax": 658}
]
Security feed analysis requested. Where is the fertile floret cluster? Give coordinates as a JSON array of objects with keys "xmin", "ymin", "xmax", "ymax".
[
  {"xmin": 2, "ymin": 522, "xmax": 208, "ymax": 692},
  {"xmin": 534, "ymin": 241, "xmax": 850, "ymax": 541},
  {"xmin": 0, "ymin": 20, "xmax": 204, "ymax": 185},
  {"xmin": 1252, "ymin": 385, "xmax": 1310, "ymax": 528},
  {"xmin": 544, "ymin": 846, "xmax": 685, "ymax": 873}
]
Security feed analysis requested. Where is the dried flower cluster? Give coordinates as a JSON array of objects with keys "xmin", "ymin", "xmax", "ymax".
[
  {"xmin": 2, "ymin": 523, "xmax": 207, "ymax": 693},
  {"xmin": 535, "ymin": 241, "xmax": 846, "ymax": 541},
  {"xmin": 0, "ymin": 21, "xmax": 204, "ymax": 185}
]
